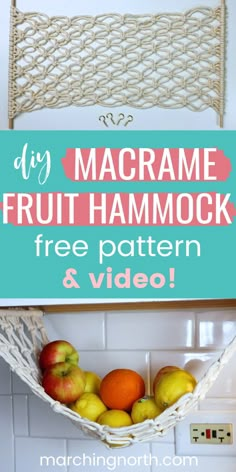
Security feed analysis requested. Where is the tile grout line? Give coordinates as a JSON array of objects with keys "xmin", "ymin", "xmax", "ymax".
[
  {"xmin": 104, "ymin": 311, "xmax": 108, "ymax": 350},
  {"xmin": 71, "ymin": 348, "xmax": 224, "ymax": 353},
  {"xmin": 150, "ymin": 442, "xmax": 154, "ymax": 472},
  {"xmin": 65, "ymin": 439, "xmax": 68, "ymax": 472},
  {"xmin": 11, "ymin": 389, "xmax": 16, "ymax": 472},
  {"xmin": 27, "ymin": 395, "xmax": 30, "ymax": 437},
  {"xmin": 13, "ymin": 435, "xmax": 16, "ymax": 472},
  {"xmin": 146, "ymin": 351, "xmax": 151, "ymax": 396},
  {"xmin": 195, "ymin": 311, "xmax": 200, "ymax": 349}
]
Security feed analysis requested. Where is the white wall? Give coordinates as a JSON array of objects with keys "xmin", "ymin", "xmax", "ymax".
[
  {"xmin": 1, "ymin": 307, "xmax": 236, "ymax": 471},
  {"xmin": 1, "ymin": 0, "xmax": 236, "ymax": 130}
]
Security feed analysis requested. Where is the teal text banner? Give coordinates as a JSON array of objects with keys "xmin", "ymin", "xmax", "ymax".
[{"xmin": 0, "ymin": 130, "xmax": 235, "ymax": 299}]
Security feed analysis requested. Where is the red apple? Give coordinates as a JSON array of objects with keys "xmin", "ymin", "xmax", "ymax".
[
  {"xmin": 42, "ymin": 362, "xmax": 86, "ymax": 403},
  {"xmin": 39, "ymin": 340, "xmax": 79, "ymax": 371}
]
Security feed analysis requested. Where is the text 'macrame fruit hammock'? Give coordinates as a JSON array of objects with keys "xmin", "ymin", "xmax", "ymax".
[
  {"xmin": 0, "ymin": 305, "xmax": 235, "ymax": 448},
  {"xmin": 9, "ymin": 0, "xmax": 226, "ymax": 129}
]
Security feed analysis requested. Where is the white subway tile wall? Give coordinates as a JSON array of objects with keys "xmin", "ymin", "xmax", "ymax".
[
  {"xmin": 0, "ymin": 308, "xmax": 236, "ymax": 472},
  {"xmin": 196, "ymin": 311, "xmax": 236, "ymax": 348},
  {"xmin": 78, "ymin": 350, "xmax": 150, "ymax": 391},
  {"xmin": 15, "ymin": 437, "xmax": 67, "ymax": 472},
  {"xmin": 106, "ymin": 311, "xmax": 195, "ymax": 349},
  {"xmin": 13, "ymin": 395, "xmax": 29, "ymax": 436},
  {"xmin": 0, "ymin": 395, "xmax": 14, "ymax": 472},
  {"xmin": 0, "ymin": 356, "xmax": 11, "ymax": 393},
  {"xmin": 67, "ymin": 441, "xmax": 151, "ymax": 472}
]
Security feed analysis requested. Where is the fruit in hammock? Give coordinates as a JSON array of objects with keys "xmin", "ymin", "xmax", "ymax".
[
  {"xmin": 69, "ymin": 392, "xmax": 107, "ymax": 422},
  {"xmin": 97, "ymin": 409, "xmax": 133, "ymax": 427},
  {"xmin": 84, "ymin": 371, "xmax": 102, "ymax": 395},
  {"xmin": 39, "ymin": 340, "xmax": 79, "ymax": 371},
  {"xmin": 42, "ymin": 362, "xmax": 85, "ymax": 403},
  {"xmin": 131, "ymin": 395, "xmax": 163, "ymax": 424},
  {"xmin": 153, "ymin": 366, "xmax": 181, "ymax": 393},
  {"xmin": 154, "ymin": 369, "xmax": 197, "ymax": 410},
  {"xmin": 100, "ymin": 368, "xmax": 145, "ymax": 411},
  {"xmin": 97, "ymin": 410, "xmax": 133, "ymax": 448}
]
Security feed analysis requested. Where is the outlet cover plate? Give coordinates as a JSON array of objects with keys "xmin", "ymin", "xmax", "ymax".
[
  {"xmin": 176, "ymin": 412, "xmax": 236, "ymax": 456},
  {"xmin": 190, "ymin": 423, "xmax": 233, "ymax": 444}
]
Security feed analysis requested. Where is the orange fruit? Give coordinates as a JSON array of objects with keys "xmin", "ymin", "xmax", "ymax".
[
  {"xmin": 153, "ymin": 366, "xmax": 180, "ymax": 393},
  {"xmin": 100, "ymin": 369, "xmax": 145, "ymax": 411}
]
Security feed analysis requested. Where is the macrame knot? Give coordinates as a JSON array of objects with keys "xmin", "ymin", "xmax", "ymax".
[
  {"xmin": 107, "ymin": 39, "xmax": 114, "ymax": 49},
  {"xmin": 64, "ymin": 50, "xmax": 71, "ymax": 60},
  {"xmin": 42, "ymin": 50, "xmax": 50, "ymax": 59},
  {"xmin": 16, "ymin": 13, "xmax": 25, "ymax": 24},
  {"xmin": 211, "ymin": 9, "xmax": 218, "ymax": 20},
  {"xmin": 106, "ymin": 25, "xmax": 112, "ymax": 34},
  {"xmin": 16, "ymin": 66, "xmax": 24, "ymax": 77},
  {"xmin": 52, "ymin": 402, "xmax": 63, "ymax": 413},
  {"xmin": 16, "ymin": 30, "xmax": 25, "ymax": 41},
  {"xmin": 16, "ymin": 48, "xmax": 24, "ymax": 59},
  {"xmin": 164, "ymin": 90, "xmax": 172, "ymax": 99}
]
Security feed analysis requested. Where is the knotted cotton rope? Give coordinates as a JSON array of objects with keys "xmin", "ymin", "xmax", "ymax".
[
  {"xmin": 9, "ymin": 2, "xmax": 225, "ymax": 128},
  {"xmin": 0, "ymin": 308, "xmax": 235, "ymax": 448}
]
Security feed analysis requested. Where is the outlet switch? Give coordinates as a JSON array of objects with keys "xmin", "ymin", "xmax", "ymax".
[
  {"xmin": 190, "ymin": 423, "xmax": 233, "ymax": 444},
  {"xmin": 176, "ymin": 412, "xmax": 236, "ymax": 456}
]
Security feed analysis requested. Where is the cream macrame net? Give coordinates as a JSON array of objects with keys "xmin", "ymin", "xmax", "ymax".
[
  {"xmin": 0, "ymin": 308, "xmax": 235, "ymax": 448},
  {"xmin": 9, "ymin": 3, "xmax": 225, "ymax": 127}
]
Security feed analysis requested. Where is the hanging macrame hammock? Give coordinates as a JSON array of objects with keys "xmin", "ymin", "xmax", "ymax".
[
  {"xmin": 9, "ymin": 0, "xmax": 225, "ymax": 129},
  {"xmin": 0, "ymin": 308, "xmax": 235, "ymax": 448}
]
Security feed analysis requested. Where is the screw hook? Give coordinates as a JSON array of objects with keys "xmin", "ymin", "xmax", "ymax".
[
  {"xmin": 106, "ymin": 113, "xmax": 116, "ymax": 125},
  {"xmin": 124, "ymin": 115, "xmax": 133, "ymax": 127},
  {"xmin": 99, "ymin": 115, "xmax": 108, "ymax": 128},
  {"xmin": 116, "ymin": 113, "xmax": 125, "ymax": 126}
]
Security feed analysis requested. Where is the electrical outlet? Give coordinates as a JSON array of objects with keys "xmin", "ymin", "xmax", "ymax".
[
  {"xmin": 176, "ymin": 412, "xmax": 236, "ymax": 456},
  {"xmin": 190, "ymin": 423, "xmax": 233, "ymax": 444}
]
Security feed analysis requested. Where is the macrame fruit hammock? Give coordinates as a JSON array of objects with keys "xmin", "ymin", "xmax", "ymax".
[
  {"xmin": 0, "ymin": 308, "xmax": 235, "ymax": 448},
  {"xmin": 9, "ymin": 0, "xmax": 225, "ymax": 129}
]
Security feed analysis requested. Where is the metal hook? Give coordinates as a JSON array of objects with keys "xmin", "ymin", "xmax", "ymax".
[
  {"xmin": 124, "ymin": 115, "xmax": 133, "ymax": 127},
  {"xmin": 99, "ymin": 115, "xmax": 108, "ymax": 128},
  {"xmin": 116, "ymin": 113, "xmax": 125, "ymax": 125},
  {"xmin": 106, "ymin": 113, "xmax": 116, "ymax": 125}
]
